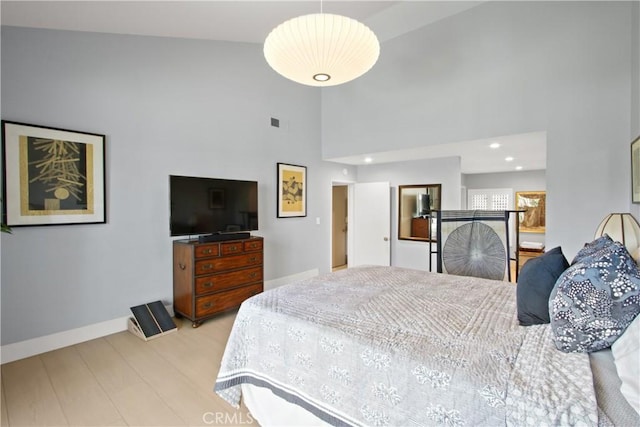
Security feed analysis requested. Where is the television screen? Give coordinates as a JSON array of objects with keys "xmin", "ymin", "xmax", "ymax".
[{"xmin": 169, "ymin": 175, "xmax": 258, "ymax": 237}]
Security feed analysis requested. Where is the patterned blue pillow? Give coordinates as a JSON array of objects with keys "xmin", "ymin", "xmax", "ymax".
[
  {"xmin": 549, "ymin": 241, "xmax": 640, "ymax": 353},
  {"xmin": 571, "ymin": 234, "xmax": 615, "ymax": 265}
]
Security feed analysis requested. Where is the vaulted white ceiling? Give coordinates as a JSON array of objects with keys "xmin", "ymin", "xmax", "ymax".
[
  {"xmin": 1, "ymin": 1, "xmax": 545, "ymax": 174},
  {"xmin": 0, "ymin": 1, "xmax": 482, "ymax": 44}
]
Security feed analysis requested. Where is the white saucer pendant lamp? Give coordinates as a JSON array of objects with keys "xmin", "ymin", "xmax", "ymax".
[{"xmin": 264, "ymin": 13, "xmax": 380, "ymax": 87}]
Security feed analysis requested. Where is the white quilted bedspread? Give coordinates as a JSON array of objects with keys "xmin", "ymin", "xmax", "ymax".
[{"xmin": 215, "ymin": 266, "xmax": 598, "ymax": 426}]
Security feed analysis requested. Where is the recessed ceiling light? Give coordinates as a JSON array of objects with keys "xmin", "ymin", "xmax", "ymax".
[
  {"xmin": 489, "ymin": 142, "xmax": 500, "ymax": 149},
  {"xmin": 364, "ymin": 157, "xmax": 373, "ymax": 163},
  {"xmin": 515, "ymin": 165, "xmax": 523, "ymax": 170},
  {"xmin": 505, "ymin": 156, "xmax": 514, "ymax": 162}
]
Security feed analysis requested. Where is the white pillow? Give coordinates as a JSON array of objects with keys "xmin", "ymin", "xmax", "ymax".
[{"xmin": 612, "ymin": 313, "xmax": 640, "ymax": 415}]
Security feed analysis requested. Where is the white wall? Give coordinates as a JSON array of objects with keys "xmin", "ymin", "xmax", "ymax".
[
  {"xmin": 0, "ymin": 26, "xmax": 355, "ymax": 346},
  {"xmin": 323, "ymin": 2, "xmax": 638, "ymax": 259},
  {"xmin": 356, "ymin": 156, "xmax": 461, "ymax": 270}
]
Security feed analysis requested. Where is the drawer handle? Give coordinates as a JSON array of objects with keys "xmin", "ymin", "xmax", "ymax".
[
  {"xmin": 231, "ymin": 245, "xmax": 238, "ymax": 251},
  {"xmin": 202, "ymin": 302, "xmax": 213, "ymax": 309},
  {"xmin": 203, "ymin": 248, "xmax": 213, "ymax": 255},
  {"xmin": 249, "ymin": 257, "xmax": 257, "ymax": 262},
  {"xmin": 202, "ymin": 282, "xmax": 213, "ymax": 288},
  {"xmin": 202, "ymin": 264, "xmax": 213, "ymax": 270},
  {"xmin": 249, "ymin": 272, "xmax": 257, "ymax": 278}
]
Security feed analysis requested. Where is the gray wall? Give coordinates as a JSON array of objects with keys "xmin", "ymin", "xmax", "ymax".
[
  {"xmin": 462, "ymin": 170, "xmax": 546, "ymax": 195},
  {"xmin": 357, "ymin": 156, "xmax": 461, "ymax": 270},
  {"xmin": 634, "ymin": 1, "xmax": 640, "ymax": 139},
  {"xmin": 631, "ymin": 1, "xmax": 640, "ymax": 222},
  {"xmin": 0, "ymin": 26, "xmax": 354, "ymax": 345},
  {"xmin": 323, "ymin": 2, "xmax": 638, "ymax": 259}
]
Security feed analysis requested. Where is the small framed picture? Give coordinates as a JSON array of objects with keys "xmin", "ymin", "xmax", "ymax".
[
  {"xmin": 209, "ymin": 188, "xmax": 225, "ymax": 209},
  {"xmin": 277, "ymin": 163, "xmax": 306, "ymax": 218},
  {"xmin": 2, "ymin": 121, "xmax": 106, "ymax": 226},
  {"xmin": 632, "ymin": 135, "xmax": 640, "ymax": 203}
]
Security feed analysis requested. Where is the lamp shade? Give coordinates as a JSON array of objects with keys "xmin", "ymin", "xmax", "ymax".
[
  {"xmin": 594, "ymin": 213, "xmax": 640, "ymax": 253},
  {"xmin": 264, "ymin": 13, "xmax": 380, "ymax": 87}
]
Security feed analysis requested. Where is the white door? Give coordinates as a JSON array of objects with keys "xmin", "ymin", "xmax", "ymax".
[{"xmin": 350, "ymin": 182, "xmax": 391, "ymax": 266}]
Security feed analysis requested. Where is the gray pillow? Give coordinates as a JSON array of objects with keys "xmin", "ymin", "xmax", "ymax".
[
  {"xmin": 516, "ymin": 246, "xmax": 569, "ymax": 326},
  {"xmin": 549, "ymin": 241, "xmax": 640, "ymax": 353}
]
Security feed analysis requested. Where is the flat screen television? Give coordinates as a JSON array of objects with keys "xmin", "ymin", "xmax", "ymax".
[{"xmin": 169, "ymin": 175, "xmax": 258, "ymax": 237}]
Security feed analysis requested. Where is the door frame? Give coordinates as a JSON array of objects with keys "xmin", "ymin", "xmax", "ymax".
[
  {"xmin": 331, "ymin": 181, "xmax": 354, "ymax": 271},
  {"xmin": 331, "ymin": 184, "xmax": 349, "ymax": 269},
  {"xmin": 331, "ymin": 181, "xmax": 391, "ymax": 270}
]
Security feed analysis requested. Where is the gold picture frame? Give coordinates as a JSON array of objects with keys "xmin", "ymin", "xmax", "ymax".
[
  {"xmin": 277, "ymin": 163, "xmax": 306, "ymax": 218},
  {"xmin": 516, "ymin": 191, "xmax": 546, "ymax": 233},
  {"xmin": 2, "ymin": 121, "xmax": 106, "ymax": 227}
]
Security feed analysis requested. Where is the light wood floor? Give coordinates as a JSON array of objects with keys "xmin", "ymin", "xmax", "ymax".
[{"xmin": 1, "ymin": 311, "xmax": 255, "ymax": 427}]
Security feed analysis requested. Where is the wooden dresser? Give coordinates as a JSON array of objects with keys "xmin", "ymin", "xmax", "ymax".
[
  {"xmin": 173, "ymin": 236, "xmax": 263, "ymax": 327},
  {"xmin": 411, "ymin": 217, "xmax": 430, "ymax": 239},
  {"xmin": 518, "ymin": 246, "xmax": 545, "ymax": 270}
]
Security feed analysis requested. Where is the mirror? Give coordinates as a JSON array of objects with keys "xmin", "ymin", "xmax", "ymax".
[{"xmin": 398, "ymin": 184, "xmax": 441, "ymax": 241}]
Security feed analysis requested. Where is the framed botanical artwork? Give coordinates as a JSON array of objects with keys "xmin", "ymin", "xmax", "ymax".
[
  {"xmin": 515, "ymin": 191, "xmax": 546, "ymax": 233},
  {"xmin": 632, "ymin": 135, "xmax": 640, "ymax": 203},
  {"xmin": 2, "ymin": 121, "xmax": 106, "ymax": 227},
  {"xmin": 277, "ymin": 162, "xmax": 306, "ymax": 218}
]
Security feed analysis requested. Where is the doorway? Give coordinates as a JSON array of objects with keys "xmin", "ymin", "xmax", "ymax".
[
  {"xmin": 332, "ymin": 185, "xmax": 348, "ymax": 270},
  {"xmin": 331, "ymin": 182, "xmax": 391, "ymax": 271}
]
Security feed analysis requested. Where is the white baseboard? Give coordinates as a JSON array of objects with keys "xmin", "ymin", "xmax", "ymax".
[
  {"xmin": 1, "ymin": 269, "xmax": 320, "ymax": 364},
  {"xmin": 1, "ymin": 315, "xmax": 130, "ymax": 364},
  {"xmin": 264, "ymin": 268, "xmax": 319, "ymax": 291}
]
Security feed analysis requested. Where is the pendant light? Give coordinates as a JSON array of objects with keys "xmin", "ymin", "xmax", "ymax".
[{"xmin": 264, "ymin": 11, "xmax": 380, "ymax": 87}]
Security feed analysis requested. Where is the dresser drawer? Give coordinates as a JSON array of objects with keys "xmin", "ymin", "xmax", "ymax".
[
  {"xmin": 194, "ymin": 259, "xmax": 216, "ymax": 275},
  {"xmin": 221, "ymin": 241, "xmax": 245, "ymax": 256},
  {"xmin": 195, "ymin": 284, "xmax": 262, "ymax": 317},
  {"xmin": 194, "ymin": 244, "xmax": 219, "ymax": 258},
  {"xmin": 195, "ymin": 253, "xmax": 262, "ymax": 274},
  {"xmin": 194, "ymin": 267, "xmax": 263, "ymax": 295},
  {"xmin": 211, "ymin": 252, "xmax": 262, "ymax": 271},
  {"xmin": 244, "ymin": 239, "xmax": 263, "ymax": 252},
  {"xmin": 195, "ymin": 252, "xmax": 262, "ymax": 275}
]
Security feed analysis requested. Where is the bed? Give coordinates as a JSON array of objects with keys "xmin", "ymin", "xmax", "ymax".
[{"xmin": 215, "ymin": 265, "xmax": 639, "ymax": 426}]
